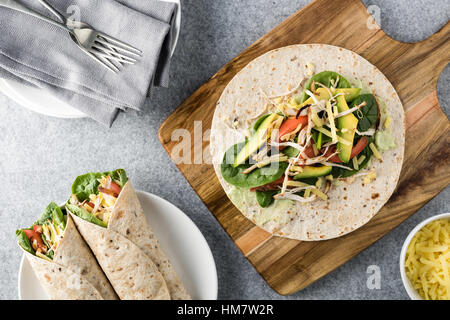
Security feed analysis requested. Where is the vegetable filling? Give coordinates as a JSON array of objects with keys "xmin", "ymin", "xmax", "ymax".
[
  {"xmin": 221, "ymin": 70, "xmax": 394, "ymax": 208},
  {"xmin": 67, "ymin": 169, "xmax": 128, "ymax": 227},
  {"xmin": 16, "ymin": 202, "xmax": 67, "ymax": 261}
]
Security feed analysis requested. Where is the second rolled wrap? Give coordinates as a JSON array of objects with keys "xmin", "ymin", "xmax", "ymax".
[{"xmin": 66, "ymin": 170, "xmax": 190, "ymax": 300}]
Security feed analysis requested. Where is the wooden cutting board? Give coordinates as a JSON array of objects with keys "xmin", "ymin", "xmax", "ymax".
[{"xmin": 159, "ymin": 0, "xmax": 450, "ymax": 295}]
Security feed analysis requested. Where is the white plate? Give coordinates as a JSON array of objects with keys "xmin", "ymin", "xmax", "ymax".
[
  {"xmin": 0, "ymin": 0, "xmax": 182, "ymax": 119},
  {"xmin": 18, "ymin": 190, "xmax": 218, "ymax": 300},
  {"xmin": 399, "ymin": 212, "xmax": 450, "ymax": 300}
]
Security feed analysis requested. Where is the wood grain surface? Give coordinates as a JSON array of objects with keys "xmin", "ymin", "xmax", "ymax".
[{"xmin": 159, "ymin": 0, "xmax": 450, "ymax": 295}]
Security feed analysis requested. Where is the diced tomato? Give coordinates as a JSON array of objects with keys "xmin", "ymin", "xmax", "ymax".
[
  {"xmin": 86, "ymin": 202, "xmax": 95, "ymax": 208},
  {"xmin": 23, "ymin": 229, "xmax": 46, "ymax": 252},
  {"xmin": 250, "ymin": 176, "xmax": 287, "ymax": 192},
  {"xmin": 109, "ymin": 181, "xmax": 122, "ymax": 194},
  {"xmin": 349, "ymin": 136, "xmax": 370, "ymax": 159},
  {"xmin": 23, "ymin": 229, "xmax": 34, "ymax": 239},
  {"xmin": 33, "ymin": 225, "xmax": 42, "ymax": 233},
  {"xmin": 98, "ymin": 186, "xmax": 119, "ymax": 197},
  {"xmin": 325, "ymin": 136, "xmax": 369, "ymax": 163},
  {"xmin": 278, "ymin": 116, "xmax": 308, "ymax": 142}
]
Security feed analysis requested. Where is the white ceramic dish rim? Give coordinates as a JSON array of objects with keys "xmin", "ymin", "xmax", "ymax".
[
  {"xmin": 18, "ymin": 190, "xmax": 218, "ymax": 300},
  {"xmin": 399, "ymin": 212, "xmax": 450, "ymax": 300},
  {"xmin": 0, "ymin": 0, "xmax": 181, "ymax": 119}
]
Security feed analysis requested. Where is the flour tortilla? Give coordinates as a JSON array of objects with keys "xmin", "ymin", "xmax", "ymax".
[
  {"xmin": 210, "ymin": 44, "xmax": 405, "ymax": 241},
  {"xmin": 108, "ymin": 181, "xmax": 191, "ymax": 300},
  {"xmin": 21, "ymin": 215, "xmax": 118, "ymax": 300},
  {"xmin": 69, "ymin": 181, "xmax": 190, "ymax": 300}
]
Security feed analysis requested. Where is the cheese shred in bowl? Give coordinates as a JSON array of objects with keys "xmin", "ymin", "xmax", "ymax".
[{"xmin": 405, "ymin": 218, "xmax": 450, "ymax": 300}]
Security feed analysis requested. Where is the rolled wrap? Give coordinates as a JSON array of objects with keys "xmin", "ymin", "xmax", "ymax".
[
  {"xmin": 108, "ymin": 181, "xmax": 191, "ymax": 300},
  {"xmin": 19, "ymin": 215, "xmax": 118, "ymax": 300},
  {"xmin": 68, "ymin": 181, "xmax": 189, "ymax": 299}
]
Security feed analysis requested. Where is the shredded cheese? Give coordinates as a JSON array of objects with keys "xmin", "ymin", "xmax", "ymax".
[
  {"xmin": 315, "ymin": 127, "xmax": 352, "ymax": 146},
  {"xmin": 290, "ymin": 165, "xmax": 304, "ymax": 172},
  {"xmin": 306, "ymin": 63, "xmax": 315, "ymax": 77},
  {"xmin": 363, "ymin": 170, "xmax": 377, "ymax": 184},
  {"xmin": 369, "ymin": 142, "xmax": 382, "ymax": 160},
  {"xmin": 303, "ymin": 188, "xmax": 311, "ymax": 199},
  {"xmin": 311, "ymin": 187, "xmax": 328, "ymax": 200},
  {"xmin": 310, "ymin": 108, "xmax": 323, "ymax": 127},
  {"xmin": 352, "ymin": 156, "xmax": 359, "ymax": 170},
  {"xmin": 384, "ymin": 116, "xmax": 392, "ymax": 129},
  {"xmin": 357, "ymin": 155, "xmax": 366, "ymax": 165},
  {"xmin": 243, "ymin": 155, "xmax": 288, "ymax": 174},
  {"xmin": 326, "ymin": 100, "xmax": 338, "ymax": 143},
  {"xmin": 405, "ymin": 218, "xmax": 450, "ymax": 300}
]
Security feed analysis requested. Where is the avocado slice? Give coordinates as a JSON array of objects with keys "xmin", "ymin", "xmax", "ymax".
[
  {"xmin": 334, "ymin": 88, "xmax": 361, "ymax": 102},
  {"xmin": 294, "ymin": 165, "xmax": 332, "ymax": 179},
  {"xmin": 336, "ymin": 95, "xmax": 358, "ymax": 163},
  {"xmin": 294, "ymin": 88, "xmax": 361, "ymax": 109},
  {"xmin": 233, "ymin": 113, "xmax": 281, "ymax": 167}
]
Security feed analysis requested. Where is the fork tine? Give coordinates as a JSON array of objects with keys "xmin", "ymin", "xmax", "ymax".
[
  {"xmin": 88, "ymin": 50, "xmax": 120, "ymax": 73},
  {"xmin": 91, "ymin": 46, "xmax": 136, "ymax": 65},
  {"xmin": 92, "ymin": 42, "xmax": 138, "ymax": 62},
  {"xmin": 96, "ymin": 33, "xmax": 142, "ymax": 55},
  {"xmin": 80, "ymin": 46, "xmax": 119, "ymax": 73},
  {"xmin": 95, "ymin": 38, "xmax": 141, "ymax": 58}
]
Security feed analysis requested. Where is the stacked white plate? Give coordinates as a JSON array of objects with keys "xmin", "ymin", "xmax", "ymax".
[{"xmin": 0, "ymin": 0, "xmax": 182, "ymax": 119}]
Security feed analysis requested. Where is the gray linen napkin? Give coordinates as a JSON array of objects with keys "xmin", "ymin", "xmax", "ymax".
[{"xmin": 0, "ymin": 0, "xmax": 176, "ymax": 126}]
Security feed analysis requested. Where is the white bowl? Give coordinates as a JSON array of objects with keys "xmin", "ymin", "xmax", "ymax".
[{"xmin": 399, "ymin": 212, "xmax": 450, "ymax": 300}]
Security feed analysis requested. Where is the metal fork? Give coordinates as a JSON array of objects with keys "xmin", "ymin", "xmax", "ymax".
[{"xmin": 0, "ymin": 0, "xmax": 142, "ymax": 73}]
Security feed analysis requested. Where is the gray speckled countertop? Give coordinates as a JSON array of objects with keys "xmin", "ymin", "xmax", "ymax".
[{"xmin": 0, "ymin": 0, "xmax": 449, "ymax": 300}]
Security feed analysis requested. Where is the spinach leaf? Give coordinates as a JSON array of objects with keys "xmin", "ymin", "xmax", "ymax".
[
  {"xmin": 221, "ymin": 142, "xmax": 288, "ymax": 188},
  {"xmin": 72, "ymin": 172, "xmax": 103, "ymax": 202},
  {"xmin": 16, "ymin": 229, "xmax": 34, "ymax": 254},
  {"xmin": 331, "ymin": 137, "xmax": 374, "ymax": 178},
  {"xmin": 66, "ymin": 204, "xmax": 107, "ymax": 228},
  {"xmin": 351, "ymin": 94, "xmax": 379, "ymax": 132},
  {"xmin": 256, "ymin": 190, "xmax": 279, "ymax": 208},
  {"xmin": 299, "ymin": 71, "xmax": 351, "ymax": 103}
]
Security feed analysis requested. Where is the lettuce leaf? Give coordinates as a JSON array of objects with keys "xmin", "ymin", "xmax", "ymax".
[
  {"xmin": 65, "ymin": 204, "xmax": 107, "ymax": 228},
  {"xmin": 72, "ymin": 169, "xmax": 128, "ymax": 201},
  {"xmin": 15, "ymin": 229, "xmax": 34, "ymax": 254}
]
